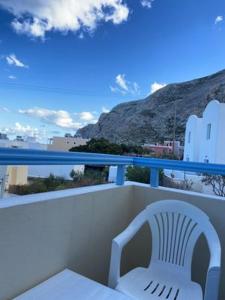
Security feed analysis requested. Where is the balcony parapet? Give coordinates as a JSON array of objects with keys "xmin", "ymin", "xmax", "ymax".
[{"xmin": 1, "ymin": 147, "xmax": 225, "ymax": 187}]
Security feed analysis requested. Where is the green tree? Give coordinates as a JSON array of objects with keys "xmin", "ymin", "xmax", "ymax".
[
  {"xmin": 70, "ymin": 138, "xmax": 123, "ymax": 154},
  {"xmin": 70, "ymin": 138, "xmax": 151, "ymax": 155},
  {"xmin": 126, "ymin": 166, "xmax": 163, "ymax": 184}
]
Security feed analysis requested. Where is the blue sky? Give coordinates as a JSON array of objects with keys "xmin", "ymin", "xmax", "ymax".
[{"xmin": 0, "ymin": 0, "xmax": 224, "ymax": 142}]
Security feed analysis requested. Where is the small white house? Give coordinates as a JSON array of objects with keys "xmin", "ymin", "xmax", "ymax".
[
  {"xmin": 183, "ymin": 115, "xmax": 203, "ymax": 162},
  {"xmin": 184, "ymin": 100, "xmax": 225, "ymax": 164}
]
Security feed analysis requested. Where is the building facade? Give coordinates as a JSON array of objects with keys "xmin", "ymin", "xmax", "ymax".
[
  {"xmin": 143, "ymin": 141, "xmax": 183, "ymax": 157},
  {"xmin": 0, "ymin": 136, "xmax": 47, "ymax": 195},
  {"xmin": 48, "ymin": 136, "xmax": 89, "ymax": 152},
  {"xmin": 184, "ymin": 100, "xmax": 225, "ymax": 164}
]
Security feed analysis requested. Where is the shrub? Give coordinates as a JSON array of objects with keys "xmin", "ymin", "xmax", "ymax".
[
  {"xmin": 70, "ymin": 138, "xmax": 151, "ymax": 155},
  {"xmin": 202, "ymin": 174, "xmax": 225, "ymax": 197},
  {"xmin": 8, "ymin": 171, "xmax": 107, "ymax": 196},
  {"xmin": 126, "ymin": 166, "xmax": 163, "ymax": 185},
  {"xmin": 9, "ymin": 181, "xmax": 48, "ymax": 195},
  {"xmin": 70, "ymin": 169, "xmax": 83, "ymax": 182},
  {"xmin": 162, "ymin": 175, "xmax": 193, "ymax": 191}
]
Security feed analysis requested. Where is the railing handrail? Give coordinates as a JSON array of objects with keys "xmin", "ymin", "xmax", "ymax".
[
  {"xmin": 1, "ymin": 147, "xmax": 225, "ymax": 187},
  {"xmin": 134, "ymin": 157, "xmax": 225, "ymax": 175},
  {"xmin": 0, "ymin": 147, "xmax": 133, "ymax": 166}
]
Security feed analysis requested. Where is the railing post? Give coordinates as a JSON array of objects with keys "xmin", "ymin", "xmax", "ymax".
[
  {"xmin": 116, "ymin": 165, "xmax": 125, "ymax": 186},
  {"xmin": 150, "ymin": 168, "xmax": 159, "ymax": 188}
]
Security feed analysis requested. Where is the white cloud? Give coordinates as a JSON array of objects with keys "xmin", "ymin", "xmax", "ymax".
[
  {"xmin": 0, "ymin": 0, "xmax": 129, "ymax": 38},
  {"xmin": 0, "ymin": 106, "xmax": 10, "ymax": 112},
  {"xmin": 102, "ymin": 106, "xmax": 110, "ymax": 113},
  {"xmin": 19, "ymin": 107, "xmax": 82, "ymax": 130},
  {"xmin": 215, "ymin": 16, "xmax": 223, "ymax": 24},
  {"xmin": 79, "ymin": 111, "xmax": 95, "ymax": 122},
  {"xmin": 110, "ymin": 86, "xmax": 118, "ymax": 93},
  {"xmin": 150, "ymin": 82, "xmax": 167, "ymax": 94},
  {"xmin": 133, "ymin": 82, "xmax": 140, "ymax": 93},
  {"xmin": 78, "ymin": 32, "xmax": 84, "ymax": 40},
  {"xmin": 18, "ymin": 107, "xmax": 99, "ymax": 130},
  {"xmin": 111, "ymin": 74, "xmax": 140, "ymax": 95},
  {"xmin": 140, "ymin": 0, "xmax": 154, "ymax": 9},
  {"xmin": 6, "ymin": 54, "xmax": 28, "ymax": 68},
  {"xmin": 116, "ymin": 74, "xmax": 128, "ymax": 91},
  {"xmin": 1, "ymin": 122, "xmax": 49, "ymax": 142},
  {"xmin": 8, "ymin": 75, "xmax": 16, "ymax": 80},
  {"xmin": 1, "ymin": 122, "xmax": 40, "ymax": 137}
]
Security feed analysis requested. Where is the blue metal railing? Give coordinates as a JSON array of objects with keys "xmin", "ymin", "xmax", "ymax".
[{"xmin": 1, "ymin": 147, "xmax": 225, "ymax": 187}]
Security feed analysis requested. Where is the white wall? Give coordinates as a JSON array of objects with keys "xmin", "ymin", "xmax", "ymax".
[
  {"xmin": 0, "ymin": 184, "xmax": 134, "ymax": 300},
  {"xmin": 199, "ymin": 100, "xmax": 225, "ymax": 164},
  {"xmin": 108, "ymin": 166, "xmax": 117, "ymax": 182},
  {"xmin": 199, "ymin": 100, "xmax": 220, "ymax": 163},
  {"xmin": 183, "ymin": 115, "xmax": 202, "ymax": 162},
  {"xmin": 0, "ymin": 183, "xmax": 225, "ymax": 299},
  {"xmin": 0, "ymin": 139, "xmax": 47, "ymax": 150},
  {"xmin": 218, "ymin": 103, "xmax": 225, "ymax": 163},
  {"xmin": 184, "ymin": 99, "xmax": 225, "ymax": 164}
]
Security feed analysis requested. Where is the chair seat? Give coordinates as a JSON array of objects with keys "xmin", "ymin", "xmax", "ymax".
[{"xmin": 116, "ymin": 267, "xmax": 203, "ymax": 300}]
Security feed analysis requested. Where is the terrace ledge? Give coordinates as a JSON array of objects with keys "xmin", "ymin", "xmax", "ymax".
[{"xmin": 0, "ymin": 181, "xmax": 224, "ymax": 209}]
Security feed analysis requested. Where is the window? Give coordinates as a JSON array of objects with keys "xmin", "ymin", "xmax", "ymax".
[
  {"xmin": 188, "ymin": 131, "xmax": 191, "ymax": 143},
  {"xmin": 206, "ymin": 123, "xmax": 211, "ymax": 140}
]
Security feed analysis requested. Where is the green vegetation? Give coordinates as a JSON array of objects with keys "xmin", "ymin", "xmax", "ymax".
[
  {"xmin": 70, "ymin": 138, "xmax": 180, "ymax": 160},
  {"xmin": 8, "ymin": 171, "xmax": 107, "ymax": 196},
  {"xmin": 70, "ymin": 168, "xmax": 108, "ymax": 184},
  {"xmin": 126, "ymin": 166, "xmax": 163, "ymax": 184},
  {"xmin": 70, "ymin": 138, "xmax": 151, "ymax": 155},
  {"xmin": 126, "ymin": 166, "xmax": 193, "ymax": 192}
]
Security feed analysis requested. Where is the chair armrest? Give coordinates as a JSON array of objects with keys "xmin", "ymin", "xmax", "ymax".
[
  {"xmin": 108, "ymin": 210, "xmax": 146, "ymax": 288},
  {"xmin": 204, "ymin": 266, "xmax": 221, "ymax": 300},
  {"xmin": 204, "ymin": 224, "xmax": 221, "ymax": 300}
]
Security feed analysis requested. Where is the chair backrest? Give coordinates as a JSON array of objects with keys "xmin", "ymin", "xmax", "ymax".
[{"xmin": 145, "ymin": 200, "xmax": 217, "ymax": 279}]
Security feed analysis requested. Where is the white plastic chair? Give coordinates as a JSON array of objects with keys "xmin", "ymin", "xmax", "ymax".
[{"xmin": 108, "ymin": 200, "xmax": 221, "ymax": 300}]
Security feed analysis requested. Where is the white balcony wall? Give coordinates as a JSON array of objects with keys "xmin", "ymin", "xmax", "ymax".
[
  {"xmin": 0, "ymin": 183, "xmax": 224, "ymax": 300},
  {"xmin": 0, "ymin": 184, "xmax": 134, "ymax": 300}
]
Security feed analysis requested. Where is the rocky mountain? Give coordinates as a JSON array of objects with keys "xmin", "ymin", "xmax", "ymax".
[{"xmin": 77, "ymin": 69, "xmax": 225, "ymax": 144}]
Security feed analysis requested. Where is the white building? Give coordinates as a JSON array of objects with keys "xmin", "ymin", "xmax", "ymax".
[
  {"xmin": 0, "ymin": 136, "xmax": 47, "ymax": 150},
  {"xmin": 184, "ymin": 100, "xmax": 225, "ymax": 164},
  {"xmin": 0, "ymin": 136, "xmax": 47, "ymax": 196},
  {"xmin": 165, "ymin": 100, "xmax": 225, "ymax": 195},
  {"xmin": 48, "ymin": 136, "xmax": 89, "ymax": 152},
  {"xmin": 0, "ymin": 135, "xmax": 85, "ymax": 196}
]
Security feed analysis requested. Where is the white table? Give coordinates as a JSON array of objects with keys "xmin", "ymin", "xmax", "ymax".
[{"xmin": 14, "ymin": 269, "xmax": 132, "ymax": 300}]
